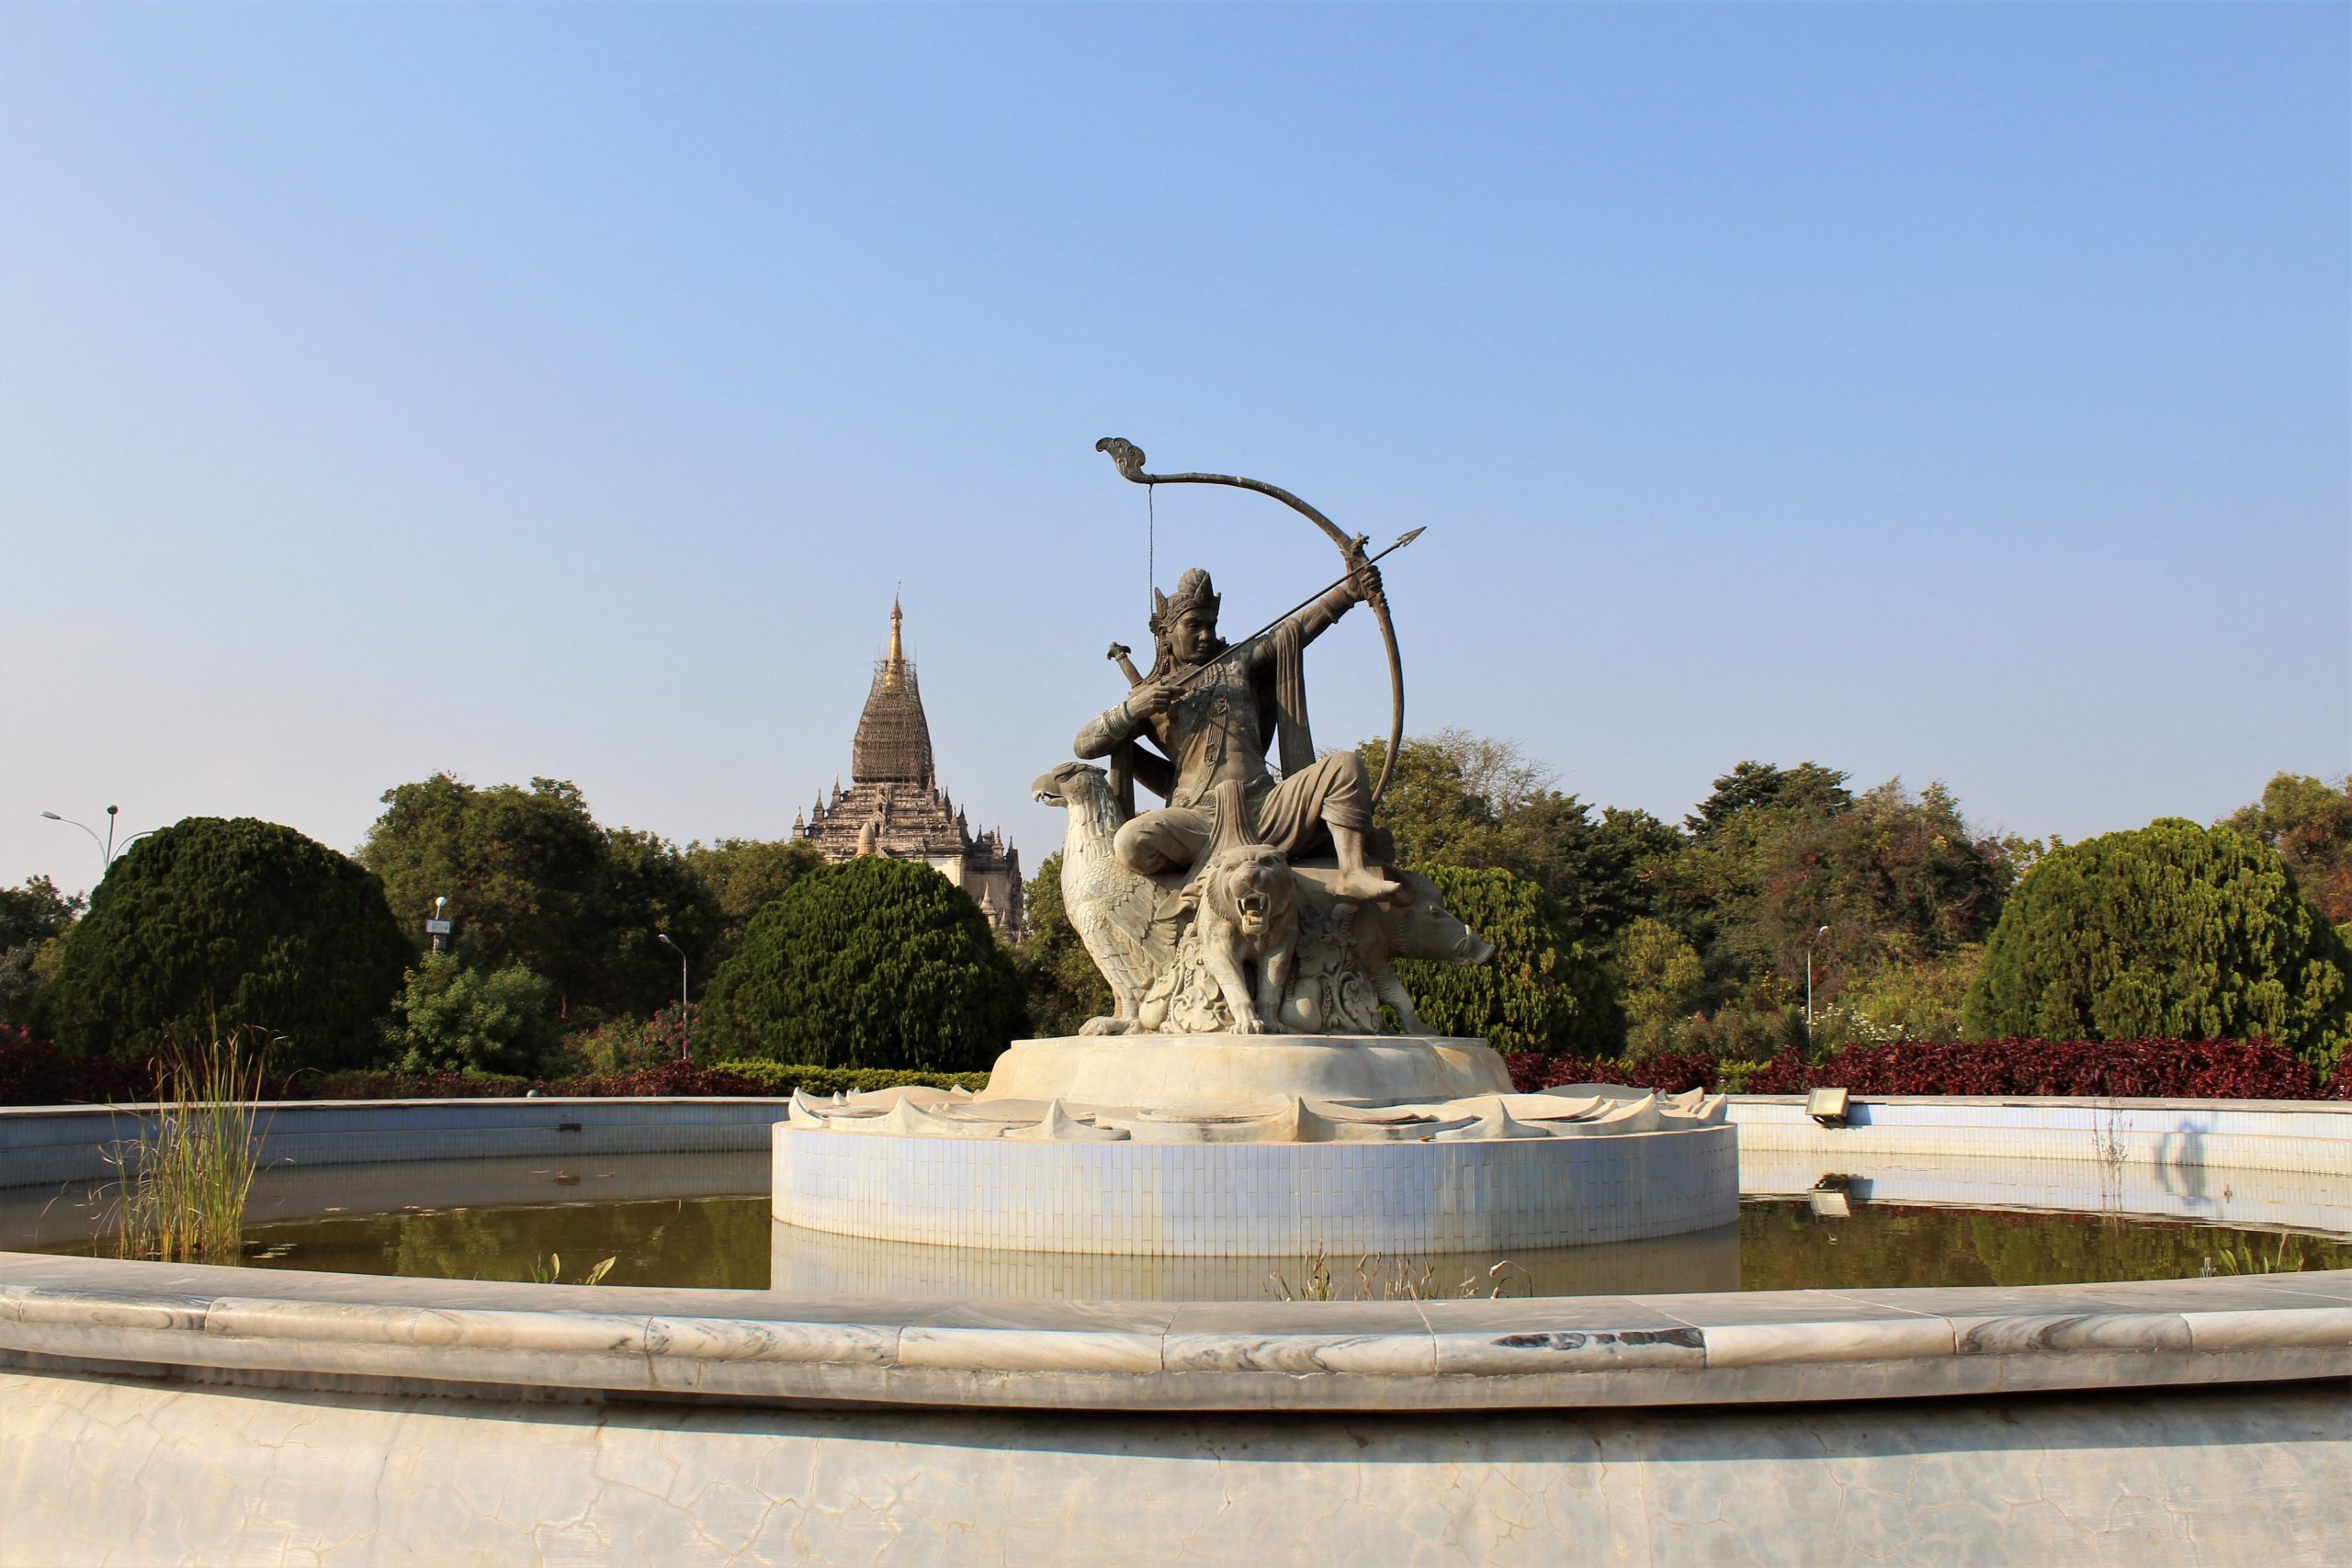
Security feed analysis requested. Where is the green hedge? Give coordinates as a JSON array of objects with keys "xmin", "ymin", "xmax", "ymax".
[
  {"xmin": 707, "ymin": 1060, "xmax": 989, "ymax": 1096},
  {"xmin": 700, "ymin": 857, "xmax": 1023, "ymax": 1070},
  {"xmin": 1963, "ymin": 818, "xmax": 2351, "ymax": 1074}
]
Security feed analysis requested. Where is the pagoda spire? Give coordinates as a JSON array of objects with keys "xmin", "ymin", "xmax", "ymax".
[
  {"xmin": 850, "ymin": 596, "xmax": 935, "ymax": 786},
  {"xmin": 882, "ymin": 596, "xmax": 908, "ymax": 694}
]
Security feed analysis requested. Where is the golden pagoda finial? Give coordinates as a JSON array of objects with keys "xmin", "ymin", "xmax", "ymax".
[{"xmin": 883, "ymin": 596, "xmax": 907, "ymax": 692}]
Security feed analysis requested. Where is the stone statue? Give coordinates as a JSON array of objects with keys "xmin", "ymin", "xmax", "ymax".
[
  {"xmin": 1028, "ymin": 440, "xmax": 1493, "ymax": 1038},
  {"xmin": 1030, "ymin": 761, "xmax": 1172, "ymax": 1033},
  {"xmin": 1072, "ymin": 564, "xmax": 1398, "ymax": 907}
]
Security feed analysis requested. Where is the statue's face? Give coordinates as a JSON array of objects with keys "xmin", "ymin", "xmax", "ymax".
[{"xmin": 1170, "ymin": 607, "xmax": 1217, "ymax": 664}]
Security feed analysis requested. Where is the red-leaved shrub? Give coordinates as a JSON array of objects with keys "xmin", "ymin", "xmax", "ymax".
[
  {"xmin": 292, "ymin": 1070, "xmax": 531, "ymax": 1100},
  {"xmin": 1745, "ymin": 1037, "xmax": 2332, "ymax": 1099},
  {"xmin": 1504, "ymin": 1050, "xmax": 1718, "ymax": 1094},
  {"xmin": 1510, "ymin": 1037, "xmax": 2341, "ymax": 1100},
  {"xmin": 543, "ymin": 1060, "xmax": 766, "ymax": 1098},
  {"xmin": 288, "ymin": 1061, "xmax": 767, "ymax": 1100},
  {"xmin": 0, "ymin": 1025, "xmax": 152, "ymax": 1105}
]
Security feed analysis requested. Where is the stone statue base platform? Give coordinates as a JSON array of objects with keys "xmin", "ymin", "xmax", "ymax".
[
  {"xmin": 772, "ymin": 1034, "xmax": 1737, "ymax": 1257},
  {"xmin": 978, "ymin": 1033, "xmax": 1511, "ymax": 1109}
]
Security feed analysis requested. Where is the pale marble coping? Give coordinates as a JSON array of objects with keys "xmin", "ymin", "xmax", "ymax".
[
  {"xmin": 7, "ymin": 1089, "xmax": 2343, "ymax": 1186},
  {"xmin": 1, "ymin": 1251, "xmax": 2342, "ymax": 1414}
]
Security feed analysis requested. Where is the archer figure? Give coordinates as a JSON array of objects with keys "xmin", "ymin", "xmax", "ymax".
[{"xmin": 1073, "ymin": 557, "xmax": 1401, "ymax": 905}]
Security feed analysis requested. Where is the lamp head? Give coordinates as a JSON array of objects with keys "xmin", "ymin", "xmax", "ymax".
[{"xmin": 40, "ymin": 812, "xmax": 61, "ymax": 821}]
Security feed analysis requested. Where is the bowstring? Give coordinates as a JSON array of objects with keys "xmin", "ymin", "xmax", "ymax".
[{"xmin": 1146, "ymin": 481, "xmax": 1156, "ymax": 615}]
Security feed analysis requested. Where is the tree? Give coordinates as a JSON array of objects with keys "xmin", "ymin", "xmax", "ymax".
[
  {"xmin": 1356, "ymin": 731, "xmax": 1513, "ymax": 871},
  {"xmin": 380, "ymin": 953, "xmax": 560, "ymax": 1077},
  {"xmin": 1650, "ymin": 764, "xmax": 1852, "ymax": 994},
  {"xmin": 1962, "ymin": 818, "xmax": 2352, "ymax": 1073},
  {"xmin": 1009, "ymin": 853, "xmax": 1114, "ymax": 1037},
  {"xmin": 361, "ymin": 775, "xmax": 607, "ymax": 997},
  {"xmin": 2223, "ymin": 773, "xmax": 2352, "ymax": 925},
  {"xmin": 0, "ymin": 875, "xmax": 81, "ymax": 1028},
  {"xmin": 700, "ymin": 857, "xmax": 1024, "ymax": 1070},
  {"xmin": 1814, "ymin": 945, "xmax": 1983, "ymax": 1048},
  {"xmin": 1496, "ymin": 796, "xmax": 1681, "ymax": 945},
  {"xmin": 31, "ymin": 818, "xmax": 413, "ymax": 1071},
  {"xmin": 682, "ymin": 837, "xmax": 824, "ymax": 973},
  {"xmin": 1652, "ymin": 768, "xmax": 2015, "ymax": 1021},
  {"xmin": 1356, "ymin": 730, "xmax": 1679, "ymax": 949},
  {"xmin": 1391, "ymin": 863, "xmax": 1623, "ymax": 1056},
  {"xmin": 0, "ymin": 874, "xmax": 80, "ymax": 952},
  {"xmin": 1735, "ymin": 780, "xmax": 2013, "ymax": 994},
  {"xmin": 1685, "ymin": 761, "xmax": 1853, "ymax": 838},
  {"xmin": 359, "ymin": 773, "xmax": 717, "ymax": 1020},
  {"xmin": 597, "ymin": 827, "xmax": 721, "ymax": 1014},
  {"xmin": 1613, "ymin": 917, "xmax": 1707, "ymax": 1059}
]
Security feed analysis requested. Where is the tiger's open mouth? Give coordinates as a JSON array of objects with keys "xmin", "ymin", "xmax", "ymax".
[{"xmin": 1235, "ymin": 890, "xmax": 1269, "ymax": 930}]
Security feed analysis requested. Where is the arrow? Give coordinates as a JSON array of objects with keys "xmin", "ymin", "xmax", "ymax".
[{"xmin": 1141, "ymin": 527, "xmax": 1428, "ymax": 699}]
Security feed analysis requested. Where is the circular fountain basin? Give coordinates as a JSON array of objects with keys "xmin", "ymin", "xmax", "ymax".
[{"xmin": 1, "ymin": 1090, "xmax": 2346, "ymax": 1564}]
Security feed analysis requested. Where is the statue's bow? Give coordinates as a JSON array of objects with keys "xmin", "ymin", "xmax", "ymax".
[{"xmin": 1094, "ymin": 436, "xmax": 1406, "ymax": 807}]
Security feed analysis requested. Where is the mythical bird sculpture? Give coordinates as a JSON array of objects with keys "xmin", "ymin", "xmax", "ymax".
[{"xmin": 1031, "ymin": 761, "xmax": 1179, "ymax": 1034}]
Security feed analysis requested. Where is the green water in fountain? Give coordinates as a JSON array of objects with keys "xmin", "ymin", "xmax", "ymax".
[{"xmin": 14, "ymin": 1151, "xmax": 2346, "ymax": 1301}]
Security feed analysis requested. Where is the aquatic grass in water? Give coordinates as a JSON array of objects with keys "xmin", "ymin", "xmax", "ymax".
[
  {"xmin": 2203, "ymin": 1233, "xmax": 2310, "ymax": 1277},
  {"xmin": 526, "ymin": 1252, "xmax": 617, "ymax": 1285},
  {"xmin": 1267, "ymin": 1246, "xmax": 1531, "ymax": 1302},
  {"xmin": 106, "ymin": 1032, "xmax": 267, "ymax": 1265}
]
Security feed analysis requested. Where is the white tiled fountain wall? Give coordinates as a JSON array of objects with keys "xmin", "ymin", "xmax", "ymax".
[{"xmin": 771, "ymin": 1125, "xmax": 1740, "ymax": 1255}]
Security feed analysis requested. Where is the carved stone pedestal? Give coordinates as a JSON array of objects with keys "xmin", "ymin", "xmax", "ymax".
[
  {"xmin": 978, "ymin": 1033, "xmax": 1511, "ymax": 1109},
  {"xmin": 772, "ymin": 1033, "xmax": 1737, "ymax": 1256}
]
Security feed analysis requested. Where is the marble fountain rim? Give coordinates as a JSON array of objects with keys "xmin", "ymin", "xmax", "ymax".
[
  {"xmin": 3, "ymin": 1093, "xmax": 2347, "ymax": 1413},
  {"xmin": 1, "ymin": 1249, "xmax": 2345, "ymax": 1412}
]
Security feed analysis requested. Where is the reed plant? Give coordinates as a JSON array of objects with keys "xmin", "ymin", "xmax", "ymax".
[
  {"xmin": 1266, "ymin": 1246, "xmax": 1530, "ymax": 1302},
  {"xmin": 527, "ymin": 1253, "xmax": 617, "ymax": 1285},
  {"xmin": 2204, "ymin": 1232, "xmax": 2312, "ymax": 1277},
  {"xmin": 107, "ymin": 1031, "xmax": 268, "ymax": 1265}
]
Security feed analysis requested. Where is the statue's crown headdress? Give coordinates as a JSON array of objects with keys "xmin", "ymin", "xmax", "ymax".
[{"xmin": 1150, "ymin": 568, "xmax": 1220, "ymax": 635}]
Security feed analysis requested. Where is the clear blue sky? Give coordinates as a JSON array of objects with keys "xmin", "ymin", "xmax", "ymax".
[{"xmin": 4, "ymin": 3, "xmax": 2346, "ymax": 900}]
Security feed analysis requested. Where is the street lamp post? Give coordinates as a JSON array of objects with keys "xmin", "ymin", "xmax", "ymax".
[
  {"xmin": 656, "ymin": 933, "xmax": 689, "ymax": 1061},
  {"xmin": 1805, "ymin": 924, "xmax": 1832, "ymax": 1030},
  {"xmin": 40, "ymin": 805, "xmax": 156, "ymax": 880},
  {"xmin": 425, "ymin": 896, "xmax": 453, "ymax": 954}
]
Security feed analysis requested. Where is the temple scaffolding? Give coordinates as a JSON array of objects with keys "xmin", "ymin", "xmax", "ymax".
[{"xmin": 795, "ymin": 599, "xmax": 1023, "ymax": 936}]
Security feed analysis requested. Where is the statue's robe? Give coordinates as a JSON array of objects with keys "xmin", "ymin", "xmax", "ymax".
[{"xmin": 1098, "ymin": 616, "xmax": 1374, "ymax": 882}]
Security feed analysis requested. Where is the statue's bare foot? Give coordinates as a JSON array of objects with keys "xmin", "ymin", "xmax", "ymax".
[{"xmin": 1329, "ymin": 867, "xmax": 1403, "ymax": 904}]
